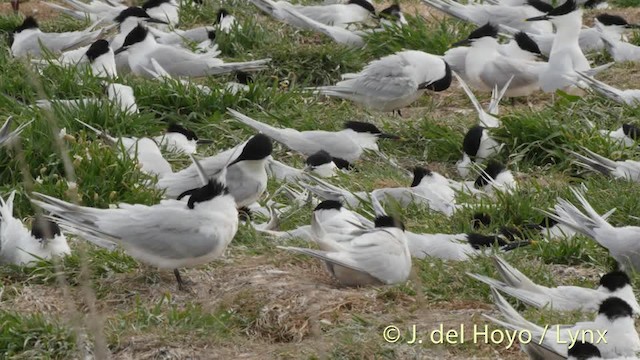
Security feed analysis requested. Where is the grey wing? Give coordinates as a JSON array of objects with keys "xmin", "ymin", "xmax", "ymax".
[
  {"xmin": 345, "ymin": 231, "xmax": 408, "ymax": 282},
  {"xmin": 479, "ymin": 58, "xmax": 539, "ymax": 90},
  {"xmin": 443, "ymin": 48, "xmax": 468, "ymax": 79},
  {"xmin": 349, "ymin": 60, "xmax": 418, "ymax": 99},
  {"xmin": 301, "ymin": 132, "xmax": 360, "ymax": 160},
  {"xmin": 228, "ymin": 110, "xmax": 320, "ymax": 155},
  {"xmin": 157, "ymin": 145, "xmax": 241, "ymax": 197},
  {"xmin": 97, "ymin": 205, "xmax": 219, "ymax": 261}
]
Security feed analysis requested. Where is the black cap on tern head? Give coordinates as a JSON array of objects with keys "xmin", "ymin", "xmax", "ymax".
[
  {"xmin": 142, "ymin": 0, "xmax": 171, "ymax": 10},
  {"xmin": 181, "ymin": 180, "xmax": 229, "ymax": 209},
  {"xmin": 31, "ymin": 216, "xmax": 62, "ymax": 241},
  {"xmin": 599, "ymin": 270, "xmax": 631, "ymax": 292},
  {"xmin": 463, "ymin": 125, "xmax": 485, "ymax": 158},
  {"xmin": 119, "ymin": 24, "xmax": 148, "ymax": 50},
  {"xmin": 348, "ymin": 0, "xmax": 376, "ymax": 14},
  {"xmin": 526, "ymin": 0, "xmax": 576, "ymax": 21},
  {"xmin": 306, "ymin": 150, "xmax": 332, "ymax": 167},
  {"xmin": 568, "ymin": 342, "xmax": 601, "ymax": 360},
  {"xmin": 331, "ymin": 157, "xmax": 352, "ymax": 170},
  {"xmin": 598, "ymin": 296, "xmax": 633, "ymax": 320},
  {"xmin": 229, "ymin": 134, "xmax": 273, "ymax": 166},
  {"xmin": 235, "ymin": 71, "xmax": 253, "ymax": 85},
  {"xmin": 596, "ymin": 13, "xmax": 628, "ymax": 26},
  {"xmin": 411, "ymin": 167, "xmax": 432, "ymax": 187},
  {"xmin": 514, "ymin": 32, "xmax": 542, "ymax": 55},
  {"xmin": 374, "ymin": 216, "xmax": 405, "ymax": 231},
  {"xmin": 314, "ymin": 200, "xmax": 343, "ymax": 211},
  {"xmin": 419, "ymin": 62, "xmax": 452, "ymax": 92},
  {"xmin": 85, "ymin": 39, "xmax": 111, "ymax": 62},
  {"xmin": 114, "ymin": 7, "xmax": 150, "ymax": 23},
  {"xmin": 623, "ymin": 124, "xmax": 640, "ymax": 140},
  {"xmin": 474, "ymin": 161, "xmax": 506, "ymax": 188},
  {"xmin": 472, "ymin": 212, "xmax": 492, "ymax": 229},
  {"xmin": 14, "ymin": 16, "xmax": 39, "ymax": 33},
  {"xmin": 526, "ymin": 0, "xmax": 553, "ymax": 13},
  {"xmin": 538, "ymin": 215, "xmax": 558, "ymax": 228},
  {"xmin": 216, "ymin": 8, "xmax": 230, "ymax": 23},
  {"xmin": 344, "ymin": 121, "xmax": 399, "ymax": 139},
  {"xmin": 452, "ymin": 23, "xmax": 498, "ymax": 47},
  {"xmin": 380, "ymin": 4, "xmax": 401, "ymax": 18},
  {"xmin": 167, "ymin": 123, "xmax": 198, "ymax": 141}
]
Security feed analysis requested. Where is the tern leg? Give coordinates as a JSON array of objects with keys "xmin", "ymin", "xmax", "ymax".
[
  {"xmin": 11, "ymin": 0, "xmax": 19, "ymax": 12},
  {"xmin": 238, "ymin": 206, "xmax": 252, "ymax": 222},
  {"xmin": 173, "ymin": 269, "xmax": 190, "ymax": 291}
]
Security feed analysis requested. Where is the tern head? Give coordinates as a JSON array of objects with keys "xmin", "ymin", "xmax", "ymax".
[
  {"xmin": 331, "ymin": 157, "xmax": 353, "ymax": 170},
  {"xmin": 463, "ymin": 125, "xmax": 485, "ymax": 158},
  {"xmin": 344, "ymin": 121, "xmax": 399, "ymax": 140},
  {"xmin": 474, "ymin": 161, "xmax": 505, "ymax": 188},
  {"xmin": 526, "ymin": 0, "xmax": 553, "ymax": 13},
  {"xmin": 306, "ymin": 150, "xmax": 337, "ymax": 177},
  {"xmin": 114, "ymin": 7, "xmax": 168, "ymax": 26},
  {"xmin": 379, "ymin": 4, "xmax": 408, "ymax": 25},
  {"xmin": 598, "ymin": 270, "xmax": 631, "ymax": 292},
  {"xmin": 410, "ymin": 167, "xmax": 432, "ymax": 187},
  {"xmin": 537, "ymin": 215, "xmax": 558, "ymax": 228},
  {"xmin": 114, "ymin": 24, "xmax": 150, "ymax": 55},
  {"xmin": 85, "ymin": 39, "xmax": 111, "ymax": 63},
  {"xmin": 597, "ymin": 297, "xmax": 633, "ymax": 322},
  {"xmin": 228, "ymin": 134, "xmax": 273, "ymax": 167},
  {"xmin": 514, "ymin": 32, "xmax": 542, "ymax": 56},
  {"xmin": 167, "ymin": 123, "xmax": 198, "ymax": 141},
  {"xmin": 215, "ymin": 8, "xmax": 230, "ymax": 23},
  {"xmin": 595, "ymin": 14, "xmax": 639, "ymax": 29},
  {"xmin": 567, "ymin": 342, "xmax": 601, "ymax": 360},
  {"xmin": 472, "ymin": 212, "xmax": 492, "ymax": 229},
  {"xmin": 14, "ymin": 16, "xmax": 39, "ymax": 33},
  {"xmin": 452, "ymin": 23, "xmax": 498, "ymax": 47},
  {"xmin": 183, "ymin": 179, "xmax": 230, "ymax": 209},
  {"xmin": 142, "ymin": 0, "xmax": 173, "ymax": 10},
  {"xmin": 235, "ymin": 71, "xmax": 253, "ymax": 85},
  {"xmin": 348, "ymin": 0, "xmax": 376, "ymax": 14},
  {"xmin": 622, "ymin": 123, "xmax": 640, "ymax": 140},
  {"xmin": 525, "ymin": 0, "xmax": 577, "ymax": 22},
  {"xmin": 314, "ymin": 200, "xmax": 343, "ymax": 212},
  {"xmin": 374, "ymin": 215, "xmax": 405, "ymax": 231},
  {"xmin": 10, "ymin": 16, "xmax": 38, "ymax": 45},
  {"xmin": 31, "ymin": 216, "xmax": 62, "ymax": 242}
]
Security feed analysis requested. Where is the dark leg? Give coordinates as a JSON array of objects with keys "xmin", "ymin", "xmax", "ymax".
[
  {"xmin": 174, "ymin": 269, "xmax": 188, "ymax": 291},
  {"xmin": 11, "ymin": 0, "xmax": 19, "ymax": 13},
  {"xmin": 238, "ymin": 206, "xmax": 252, "ymax": 222}
]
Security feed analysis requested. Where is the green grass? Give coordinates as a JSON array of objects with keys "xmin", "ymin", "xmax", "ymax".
[{"xmin": 2, "ymin": 0, "xmax": 640, "ymax": 358}]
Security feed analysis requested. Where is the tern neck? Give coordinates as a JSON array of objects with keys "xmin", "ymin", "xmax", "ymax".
[{"xmin": 551, "ymin": 11, "xmax": 583, "ymax": 46}]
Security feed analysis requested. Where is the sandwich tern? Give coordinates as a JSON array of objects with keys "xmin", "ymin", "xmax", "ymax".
[
  {"xmin": 0, "ymin": 191, "xmax": 70, "ymax": 267},
  {"xmin": 115, "ymin": 24, "xmax": 270, "ymax": 77},
  {"xmin": 576, "ymin": 71, "xmax": 640, "ymax": 106},
  {"xmin": 10, "ymin": 16, "xmax": 103, "ymax": 58},
  {"xmin": 278, "ymin": 214, "xmax": 411, "ymax": 286},
  {"xmin": 157, "ymin": 134, "xmax": 273, "ymax": 208},
  {"xmin": 75, "ymin": 119, "xmax": 173, "ymax": 178},
  {"xmin": 31, "ymin": 156, "xmax": 238, "ymax": 290},
  {"xmin": 486, "ymin": 289, "xmax": 640, "ymax": 358},
  {"xmin": 312, "ymin": 50, "xmax": 452, "ymax": 113},
  {"xmin": 457, "ymin": 125, "xmax": 502, "ymax": 178},
  {"xmin": 542, "ymin": 187, "xmax": 640, "ymax": 271},
  {"xmin": 423, "ymin": 0, "xmax": 553, "ymax": 34},
  {"xmin": 570, "ymin": 147, "xmax": 640, "ymax": 182},
  {"xmin": 228, "ymin": 108, "xmax": 398, "ymax": 163},
  {"xmin": 469, "ymin": 255, "xmax": 640, "ymax": 313}
]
